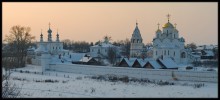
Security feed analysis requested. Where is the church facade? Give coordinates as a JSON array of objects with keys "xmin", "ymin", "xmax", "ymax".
[
  {"xmin": 130, "ymin": 22, "xmax": 144, "ymax": 58},
  {"xmin": 35, "ymin": 23, "xmax": 64, "ymax": 56},
  {"xmin": 152, "ymin": 14, "xmax": 188, "ymax": 64}
]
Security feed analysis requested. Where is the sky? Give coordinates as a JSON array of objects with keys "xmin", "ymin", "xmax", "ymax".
[{"xmin": 2, "ymin": 2, "xmax": 218, "ymax": 45}]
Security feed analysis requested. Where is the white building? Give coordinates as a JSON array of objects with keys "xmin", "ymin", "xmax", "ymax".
[
  {"xmin": 90, "ymin": 36, "xmax": 119, "ymax": 58},
  {"xmin": 152, "ymin": 14, "xmax": 188, "ymax": 64},
  {"xmin": 32, "ymin": 23, "xmax": 69, "ymax": 66},
  {"xmin": 35, "ymin": 23, "xmax": 64, "ymax": 56},
  {"xmin": 130, "ymin": 22, "xmax": 144, "ymax": 57}
]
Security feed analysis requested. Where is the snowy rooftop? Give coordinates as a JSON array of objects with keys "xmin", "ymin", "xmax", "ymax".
[
  {"xmin": 148, "ymin": 60, "xmax": 162, "ymax": 69},
  {"xmin": 203, "ymin": 50, "xmax": 214, "ymax": 56},
  {"xmin": 158, "ymin": 58, "xmax": 178, "ymax": 68}
]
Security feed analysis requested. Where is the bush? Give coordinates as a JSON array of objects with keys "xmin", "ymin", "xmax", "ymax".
[
  {"xmin": 44, "ymin": 79, "xmax": 59, "ymax": 83},
  {"xmin": 207, "ymin": 68, "xmax": 215, "ymax": 71},
  {"xmin": 96, "ymin": 75, "xmax": 105, "ymax": 80},
  {"xmin": 119, "ymin": 76, "xmax": 129, "ymax": 83},
  {"xmin": 25, "ymin": 70, "xmax": 29, "ymax": 73},
  {"xmin": 76, "ymin": 76, "xmax": 82, "ymax": 80},
  {"xmin": 186, "ymin": 66, "xmax": 193, "ymax": 70},
  {"xmin": 193, "ymin": 83, "xmax": 204, "ymax": 88},
  {"xmin": 108, "ymin": 75, "xmax": 118, "ymax": 82},
  {"xmin": 130, "ymin": 78, "xmax": 139, "ymax": 82}
]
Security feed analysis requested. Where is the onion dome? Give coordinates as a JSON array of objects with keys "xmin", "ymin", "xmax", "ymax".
[
  {"xmin": 47, "ymin": 22, "xmax": 52, "ymax": 33},
  {"xmin": 163, "ymin": 22, "xmax": 174, "ymax": 28},
  {"xmin": 156, "ymin": 23, "xmax": 162, "ymax": 32}
]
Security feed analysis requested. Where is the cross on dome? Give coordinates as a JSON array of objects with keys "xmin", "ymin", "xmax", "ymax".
[
  {"xmin": 136, "ymin": 20, "xmax": 138, "ymax": 26},
  {"xmin": 49, "ymin": 22, "xmax": 51, "ymax": 28},
  {"xmin": 174, "ymin": 23, "xmax": 177, "ymax": 28},
  {"xmin": 157, "ymin": 23, "xmax": 160, "ymax": 29},
  {"xmin": 166, "ymin": 14, "xmax": 171, "ymax": 22},
  {"xmin": 40, "ymin": 29, "xmax": 43, "ymax": 37}
]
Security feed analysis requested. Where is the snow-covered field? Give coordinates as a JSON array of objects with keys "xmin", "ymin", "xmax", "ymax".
[{"xmin": 5, "ymin": 65, "xmax": 218, "ymax": 98}]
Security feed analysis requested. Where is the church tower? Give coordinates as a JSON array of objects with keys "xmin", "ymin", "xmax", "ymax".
[
  {"xmin": 40, "ymin": 29, "xmax": 43, "ymax": 42},
  {"xmin": 47, "ymin": 22, "xmax": 52, "ymax": 42},
  {"xmin": 56, "ymin": 29, "xmax": 60, "ymax": 42},
  {"xmin": 130, "ymin": 21, "xmax": 144, "ymax": 57}
]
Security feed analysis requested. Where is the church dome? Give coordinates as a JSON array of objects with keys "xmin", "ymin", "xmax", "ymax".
[
  {"xmin": 173, "ymin": 28, "xmax": 178, "ymax": 32},
  {"xmin": 163, "ymin": 22, "xmax": 174, "ymax": 28},
  {"xmin": 156, "ymin": 29, "xmax": 162, "ymax": 33},
  {"xmin": 48, "ymin": 28, "xmax": 52, "ymax": 33}
]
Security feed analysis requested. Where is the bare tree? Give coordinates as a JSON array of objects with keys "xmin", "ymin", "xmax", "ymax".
[
  {"xmin": 186, "ymin": 42, "xmax": 197, "ymax": 50},
  {"xmin": 2, "ymin": 69, "xmax": 22, "ymax": 98},
  {"xmin": 62, "ymin": 39, "xmax": 71, "ymax": 50},
  {"xmin": 107, "ymin": 47, "xmax": 117, "ymax": 65},
  {"xmin": 2, "ymin": 53, "xmax": 22, "ymax": 98},
  {"xmin": 4, "ymin": 25, "xmax": 35, "ymax": 68}
]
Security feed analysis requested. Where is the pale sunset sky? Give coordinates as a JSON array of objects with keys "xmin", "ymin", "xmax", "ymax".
[{"xmin": 2, "ymin": 2, "xmax": 218, "ymax": 45}]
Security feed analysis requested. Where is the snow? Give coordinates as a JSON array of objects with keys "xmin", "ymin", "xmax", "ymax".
[
  {"xmin": 5, "ymin": 65, "xmax": 218, "ymax": 98},
  {"xmin": 123, "ymin": 58, "xmax": 136, "ymax": 67},
  {"xmin": 136, "ymin": 58, "xmax": 151, "ymax": 67},
  {"xmin": 69, "ymin": 53, "xmax": 86, "ymax": 62},
  {"xmin": 203, "ymin": 50, "xmax": 214, "ymax": 56},
  {"xmin": 159, "ymin": 58, "xmax": 178, "ymax": 68},
  {"xmin": 148, "ymin": 60, "xmax": 161, "ymax": 69}
]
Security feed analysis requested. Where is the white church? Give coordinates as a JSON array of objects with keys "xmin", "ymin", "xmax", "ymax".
[
  {"xmin": 152, "ymin": 14, "xmax": 188, "ymax": 64},
  {"xmin": 32, "ymin": 23, "xmax": 69, "ymax": 66},
  {"xmin": 35, "ymin": 23, "xmax": 64, "ymax": 56}
]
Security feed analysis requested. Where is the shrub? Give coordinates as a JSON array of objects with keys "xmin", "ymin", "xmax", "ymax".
[
  {"xmin": 91, "ymin": 88, "xmax": 95, "ymax": 93},
  {"xmin": 108, "ymin": 75, "xmax": 118, "ymax": 82},
  {"xmin": 96, "ymin": 75, "xmax": 105, "ymax": 80},
  {"xmin": 76, "ymin": 76, "xmax": 82, "ymax": 80},
  {"xmin": 119, "ymin": 76, "xmax": 129, "ymax": 83},
  {"xmin": 193, "ymin": 83, "xmax": 204, "ymax": 88},
  {"xmin": 25, "ymin": 71, "xmax": 29, "ymax": 73},
  {"xmin": 186, "ymin": 66, "xmax": 193, "ymax": 70}
]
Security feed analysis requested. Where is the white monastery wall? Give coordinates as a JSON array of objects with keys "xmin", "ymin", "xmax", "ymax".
[{"xmin": 48, "ymin": 63, "xmax": 217, "ymax": 82}]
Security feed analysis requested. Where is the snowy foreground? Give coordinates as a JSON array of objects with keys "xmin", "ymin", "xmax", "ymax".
[{"xmin": 6, "ymin": 65, "xmax": 218, "ymax": 98}]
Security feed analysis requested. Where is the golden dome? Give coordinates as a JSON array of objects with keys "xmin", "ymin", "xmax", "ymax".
[
  {"xmin": 163, "ymin": 22, "xmax": 174, "ymax": 28},
  {"xmin": 156, "ymin": 29, "xmax": 161, "ymax": 32}
]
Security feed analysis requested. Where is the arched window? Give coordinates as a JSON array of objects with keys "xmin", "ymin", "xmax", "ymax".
[
  {"xmin": 168, "ymin": 50, "xmax": 169, "ymax": 55},
  {"xmin": 98, "ymin": 49, "xmax": 100, "ymax": 53},
  {"xmin": 53, "ymin": 47, "xmax": 54, "ymax": 49},
  {"xmin": 181, "ymin": 52, "xmax": 186, "ymax": 58},
  {"xmin": 174, "ymin": 52, "xmax": 175, "ymax": 57},
  {"xmin": 164, "ymin": 50, "xmax": 166, "ymax": 55},
  {"xmin": 56, "ymin": 47, "xmax": 57, "ymax": 49},
  {"xmin": 174, "ymin": 34, "xmax": 175, "ymax": 38},
  {"xmin": 133, "ymin": 39, "xmax": 135, "ymax": 43},
  {"xmin": 137, "ymin": 39, "xmax": 139, "ymax": 43}
]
